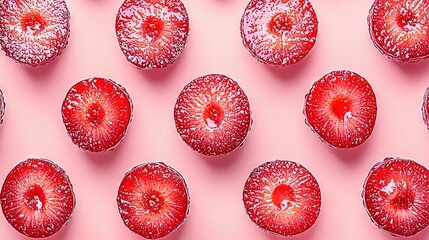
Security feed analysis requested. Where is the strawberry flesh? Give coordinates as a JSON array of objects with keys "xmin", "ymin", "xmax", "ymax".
[
  {"xmin": 368, "ymin": 0, "xmax": 429, "ymax": 63},
  {"xmin": 0, "ymin": 0, "xmax": 70, "ymax": 66},
  {"xmin": 117, "ymin": 162, "xmax": 190, "ymax": 239},
  {"xmin": 115, "ymin": 0, "xmax": 189, "ymax": 69},
  {"xmin": 0, "ymin": 158, "xmax": 75, "ymax": 238},
  {"xmin": 304, "ymin": 70, "xmax": 377, "ymax": 149},
  {"xmin": 240, "ymin": 0, "xmax": 318, "ymax": 66},
  {"xmin": 174, "ymin": 74, "xmax": 252, "ymax": 156},
  {"xmin": 243, "ymin": 160, "xmax": 321, "ymax": 236},
  {"xmin": 61, "ymin": 77, "xmax": 133, "ymax": 152},
  {"xmin": 363, "ymin": 157, "xmax": 429, "ymax": 236}
]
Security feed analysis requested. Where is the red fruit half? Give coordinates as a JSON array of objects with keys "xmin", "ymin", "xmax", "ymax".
[
  {"xmin": 0, "ymin": 89, "xmax": 5, "ymax": 124},
  {"xmin": 304, "ymin": 70, "xmax": 377, "ymax": 149},
  {"xmin": 174, "ymin": 74, "xmax": 252, "ymax": 156},
  {"xmin": 240, "ymin": 0, "xmax": 318, "ymax": 66},
  {"xmin": 422, "ymin": 86, "xmax": 429, "ymax": 129},
  {"xmin": 0, "ymin": 0, "xmax": 70, "ymax": 66},
  {"xmin": 363, "ymin": 157, "xmax": 429, "ymax": 236},
  {"xmin": 116, "ymin": 0, "xmax": 189, "ymax": 69},
  {"xmin": 117, "ymin": 162, "xmax": 190, "ymax": 239},
  {"xmin": 0, "ymin": 158, "xmax": 75, "ymax": 238},
  {"xmin": 61, "ymin": 77, "xmax": 133, "ymax": 152},
  {"xmin": 368, "ymin": 0, "xmax": 429, "ymax": 63},
  {"xmin": 243, "ymin": 160, "xmax": 321, "ymax": 236}
]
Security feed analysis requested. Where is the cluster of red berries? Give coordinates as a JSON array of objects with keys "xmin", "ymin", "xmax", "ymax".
[{"xmin": 1, "ymin": 0, "xmax": 429, "ymax": 239}]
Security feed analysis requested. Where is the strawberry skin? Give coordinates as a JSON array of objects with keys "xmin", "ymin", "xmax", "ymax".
[
  {"xmin": 363, "ymin": 157, "xmax": 429, "ymax": 236},
  {"xmin": 61, "ymin": 77, "xmax": 133, "ymax": 152},
  {"xmin": 0, "ymin": 0, "xmax": 70, "ymax": 66},
  {"xmin": 368, "ymin": 0, "xmax": 429, "ymax": 63},
  {"xmin": 422, "ymin": 86, "xmax": 429, "ymax": 129},
  {"xmin": 0, "ymin": 89, "xmax": 5, "ymax": 124},
  {"xmin": 243, "ymin": 160, "xmax": 321, "ymax": 236},
  {"xmin": 0, "ymin": 158, "xmax": 75, "ymax": 238},
  {"xmin": 304, "ymin": 70, "xmax": 377, "ymax": 149},
  {"xmin": 116, "ymin": 0, "xmax": 189, "ymax": 69},
  {"xmin": 174, "ymin": 74, "xmax": 252, "ymax": 156},
  {"xmin": 117, "ymin": 162, "xmax": 190, "ymax": 239},
  {"xmin": 240, "ymin": 0, "xmax": 318, "ymax": 66}
]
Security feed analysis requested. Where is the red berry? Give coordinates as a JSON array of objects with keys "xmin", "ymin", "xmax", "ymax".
[
  {"xmin": 61, "ymin": 77, "xmax": 133, "ymax": 152},
  {"xmin": 363, "ymin": 157, "xmax": 429, "ymax": 236},
  {"xmin": 304, "ymin": 70, "xmax": 377, "ymax": 149},
  {"xmin": 115, "ymin": 0, "xmax": 189, "ymax": 69},
  {"xmin": 368, "ymin": 0, "xmax": 429, "ymax": 63},
  {"xmin": 174, "ymin": 74, "xmax": 252, "ymax": 156},
  {"xmin": 0, "ymin": 158, "xmax": 75, "ymax": 238},
  {"xmin": 0, "ymin": 90, "xmax": 5, "ymax": 124},
  {"xmin": 0, "ymin": 0, "xmax": 70, "ymax": 66},
  {"xmin": 117, "ymin": 162, "xmax": 190, "ymax": 239},
  {"xmin": 240, "ymin": 0, "xmax": 318, "ymax": 66},
  {"xmin": 422, "ymin": 86, "xmax": 429, "ymax": 128},
  {"xmin": 243, "ymin": 160, "xmax": 321, "ymax": 236}
]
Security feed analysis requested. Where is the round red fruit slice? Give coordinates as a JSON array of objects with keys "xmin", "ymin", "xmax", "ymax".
[
  {"xmin": 363, "ymin": 157, "xmax": 429, "ymax": 236},
  {"xmin": 174, "ymin": 74, "xmax": 252, "ymax": 156},
  {"xmin": 0, "ymin": 89, "xmax": 5, "ymax": 124},
  {"xmin": 117, "ymin": 162, "xmax": 190, "ymax": 239},
  {"xmin": 0, "ymin": 0, "xmax": 70, "ymax": 66},
  {"xmin": 61, "ymin": 77, "xmax": 133, "ymax": 152},
  {"xmin": 0, "ymin": 158, "xmax": 75, "ymax": 238},
  {"xmin": 422, "ymin": 86, "xmax": 429, "ymax": 129},
  {"xmin": 115, "ymin": 0, "xmax": 189, "ymax": 69},
  {"xmin": 304, "ymin": 70, "xmax": 377, "ymax": 149},
  {"xmin": 368, "ymin": 0, "xmax": 429, "ymax": 63},
  {"xmin": 243, "ymin": 160, "xmax": 321, "ymax": 236},
  {"xmin": 240, "ymin": 0, "xmax": 318, "ymax": 66}
]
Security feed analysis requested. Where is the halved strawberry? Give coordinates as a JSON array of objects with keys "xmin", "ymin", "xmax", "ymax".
[
  {"xmin": 0, "ymin": 158, "xmax": 75, "ymax": 238},
  {"xmin": 0, "ymin": 89, "xmax": 5, "ymax": 124},
  {"xmin": 115, "ymin": 0, "xmax": 189, "ymax": 69},
  {"xmin": 304, "ymin": 70, "xmax": 377, "ymax": 149},
  {"xmin": 362, "ymin": 157, "xmax": 429, "ymax": 236},
  {"xmin": 240, "ymin": 0, "xmax": 318, "ymax": 66},
  {"xmin": 368, "ymin": 0, "xmax": 429, "ymax": 63},
  {"xmin": 0, "ymin": 0, "xmax": 70, "ymax": 66},
  {"xmin": 117, "ymin": 162, "xmax": 190, "ymax": 239},
  {"xmin": 422, "ymin": 86, "xmax": 429, "ymax": 128},
  {"xmin": 61, "ymin": 77, "xmax": 133, "ymax": 152},
  {"xmin": 243, "ymin": 160, "xmax": 321, "ymax": 236},
  {"xmin": 174, "ymin": 74, "xmax": 252, "ymax": 156}
]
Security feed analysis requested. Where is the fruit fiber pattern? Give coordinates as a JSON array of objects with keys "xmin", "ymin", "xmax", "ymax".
[
  {"xmin": 363, "ymin": 157, "xmax": 429, "ymax": 236},
  {"xmin": 0, "ymin": 0, "xmax": 70, "ymax": 66},
  {"xmin": 0, "ymin": 158, "xmax": 75, "ymax": 238}
]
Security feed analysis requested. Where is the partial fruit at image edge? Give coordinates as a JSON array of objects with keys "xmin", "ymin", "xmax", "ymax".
[
  {"xmin": 243, "ymin": 159, "xmax": 321, "ymax": 236},
  {"xmin": 0, "ymin": 0, "xmax": 70, "ymax": 67},
  {"xmin": 368, "ymin": 0, "xmax": 429, "ymax": 63},
  {"xmin": 116, "ymin": 0, "xmax": 189, "ymax": 69},
  {"xmin": 174, "ymin": 74, "xmax": 252, "ymax": 156},
  {"xmin": 0, "ymin": 89, "xmax": 5, "ymax": 124},
  {"xmin": 117, "ymin": 162, "xmax": 190, "ymax": 239},
  {"xmin": 422, "ymin": 86, "xmax": 429, "ymax": 128},
  {"xmin": 0, "ymin": 158, "xmax": 75, "ymax": 238},
  {"xmin": 304, "ymin": 70, "xmax": 378, "ymax": 149},
  {"xmin": 362, "ymin": 157, "xmax": 429, "ymax": 236},
  {"xmin": 61, "ymin": 77, "xmax": 133, "ymax": 152},
  {"xmin": 240, "ymin": 0, "xmax": 318, "ymax": 67}
]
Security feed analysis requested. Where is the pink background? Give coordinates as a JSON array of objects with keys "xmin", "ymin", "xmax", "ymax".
[{"xmin": 1, "ymin": 0, "xmax": 429, "ymax": 239}]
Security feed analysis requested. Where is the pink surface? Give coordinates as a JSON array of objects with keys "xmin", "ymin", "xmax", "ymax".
[{"xmin": 1, "ymin": 0, "xmax": 429, "ymax": 239}]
